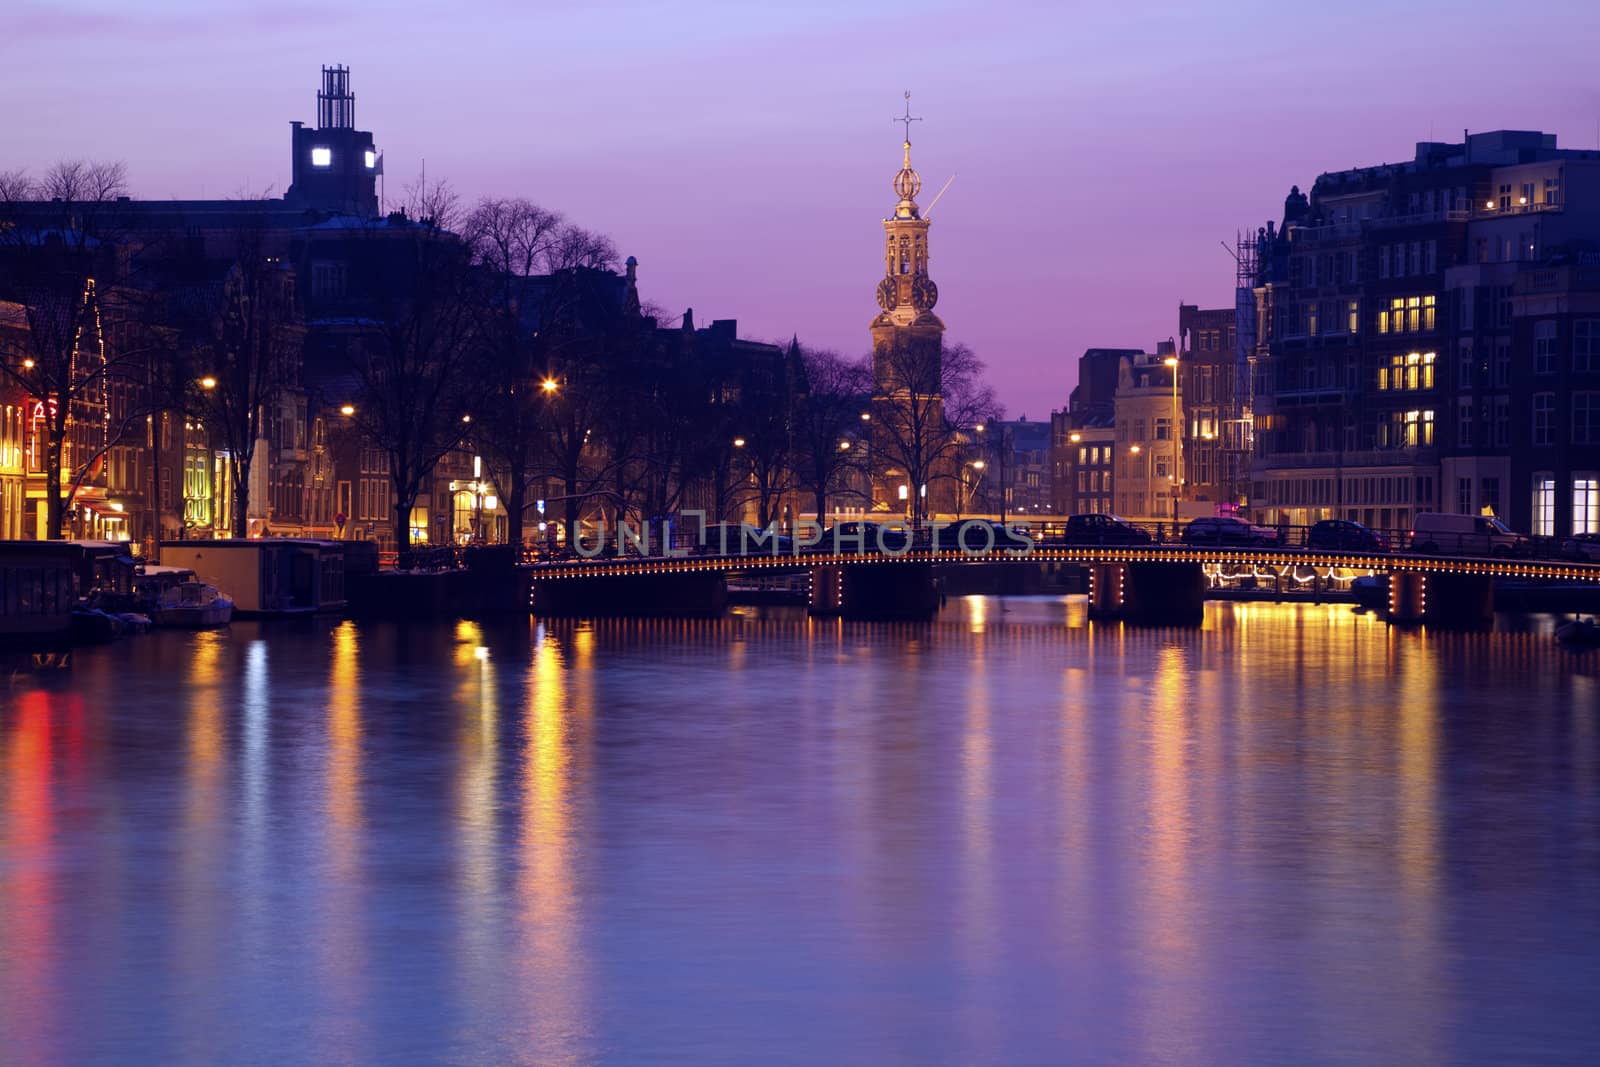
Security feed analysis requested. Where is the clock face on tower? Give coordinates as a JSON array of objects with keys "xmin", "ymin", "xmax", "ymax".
[
  {"xmin": 876, "ymin": 276, "xmax": 897, "ymax": 311},
  {"xmin": 911, "ymin": 275, "xmax": 938, "ymax": 311}
]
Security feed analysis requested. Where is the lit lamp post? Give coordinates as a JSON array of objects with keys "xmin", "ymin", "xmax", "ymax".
[
  {"xmin": 963, "ymin": 458, "xmax": 987, "ymax": 517},
  {"xmin": 1163, "ymin": 354, "xmax": 1181, "ymax": 523}
]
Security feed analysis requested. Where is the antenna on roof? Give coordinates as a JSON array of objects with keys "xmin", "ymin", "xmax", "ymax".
[{"xmin": 923, "ymin": 173, "xmax": 957, "ymax": 218}]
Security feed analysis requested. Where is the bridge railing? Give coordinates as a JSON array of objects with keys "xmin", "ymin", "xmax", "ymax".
[{"xmin": 487, "ymin": 519, "xmax": 1596, "ymax": 569}]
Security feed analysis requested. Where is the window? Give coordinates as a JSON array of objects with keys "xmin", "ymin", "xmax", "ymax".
[
  {"xmin": 1482, "ymin": 477, "xmax": 1501, "ymax": 516},
  {"xmin": 1458, "ymin": 340, "xmax": 1474, "ymax": 386},
  {"xmin": 1576, "ymin": 320, "xmax": 1600, "ymax": 372},
  {"xmin": 1457, "ymin": 397, "xmax": 1473, "ymax": 446},
  {"xmin": 1545, "ymin": 176, "xmax": 1561, "ymax": 206},
  {"xmin": 364, "ymin": 150, "xmax": 377, "ymax": 169},
  {"xmin": 1380, "ymin": 351, "xmax": 1435, "ymax": 391},
  {"xmin": 1575, "ymin": 477, "xmax": 1600, "ymax": 535},
  {"xmin": 1380, "ymin": 295, "xmax": 1435, "ymax": 333},
  {"xmin": 311, "ymin": 261, "xmax": 347, "ymax": 301},
  {"xmin": 311, "ymin": 146, "xmax": 332, "ymax": 167},
  {"xmin": 1574, "ymin": 392, "xmax": 1600, "ymax": 444},
  {"xmin": 1535, "ymin": 320, "xmax": 1557, "ymax": 373},
  {"xmin": 1493, "ymin": 340, "xmax": 1511, "ymax": 387},
  {"xmin": 1533, "ymin": 392, "xmax": 1556, "ymax": 445},
  {"xmin": 1424, "ymin": 240, "xmax": 1437, "ymax": 273},
  {"xmin": 1457, "ymin": 477, "xmax": 1473, "ymax": 515},
  {"xmin": 1521, "ymin": 182, "xmax": 1535, "ymax": 207},
  {"xmin": 1499, "ymin": 183, "xmax": 1512, "ymax": 211},
  {"xmin": 1347, "ymin": 300, "xmax": 1359, "ymax": 334},
  {"xmin": 1492, "ymin": 396, "xmax": 1510, "ymax": 446},
  {"xmin": 1533, "ymin": 476, "xmax": 1555, "ymax": 536}
]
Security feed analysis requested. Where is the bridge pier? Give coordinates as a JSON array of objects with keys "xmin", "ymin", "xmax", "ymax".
[
  {"xmin": 531, "ymin": 572, "xmax": 728, "ymax": 618},
  {"xmin": 808, "ymin": 563, "xmax": 940, "ymax": 620},
  {"xmin": 1385, "ymin": 570, "xmax": 1495, "ymax": 628},
  {"xmin": 1086, "ymin": 561, "xmax": 1205, "ymax": 626}
]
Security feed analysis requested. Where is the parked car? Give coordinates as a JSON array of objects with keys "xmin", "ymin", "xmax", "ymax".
[
  {"xmin": 1182, "ymin": 517, "xmax": 1280, "ymax": 547},
  {"xmin": 822, "ymin": 521, "xmax": 910, "ymax": 554},
  {"xmin": 1306, "ymin": 519, "xmax": 1389, "ymax": 552},
  {"xmin": 696, "ymin": 522, "xmax": 793, "ymax": 556},
  {"xmin": 1410, "ymin": 512, "xmax": 1529, "ymax": 556},
  {"xmin": 931, "ymin": 520, "xmax": 1034, "ymax": 554},
  {"xmin": 1562, "ymin": 532, "xmax": 1600, "ymax": 561},
  {"xmin": 1058, "ymin": 513, "xmax": 1152, "ymax": 546}
]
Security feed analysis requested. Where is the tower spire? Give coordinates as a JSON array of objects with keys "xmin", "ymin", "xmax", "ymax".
[
  {"xmin": 894, "ymin": 90, "xmax": 922, "ymax": 143},
  {"xmin": 891, "ymin": 91, "xmax": 923, "ymax": 217}
]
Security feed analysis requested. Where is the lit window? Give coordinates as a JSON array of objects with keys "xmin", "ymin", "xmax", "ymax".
[
  {"xmin": 364, "ymin": 150, "xmax": 377, "ymax": 169},
  {"xmin": 1533, "ymin": 476, "xmax": 1555, "ymax": 537},
  {"xmin": 311, "ymin": 147, "xmax": 332, "ymax": 167},
  {"xmin": 1575, "ymin": 477, "xmax": 1600, "ymax": 535}
]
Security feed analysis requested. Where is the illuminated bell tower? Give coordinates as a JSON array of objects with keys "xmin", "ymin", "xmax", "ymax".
[{"xmin": 870, "ymin": 93, "xmax": 946, "ymax": 515}]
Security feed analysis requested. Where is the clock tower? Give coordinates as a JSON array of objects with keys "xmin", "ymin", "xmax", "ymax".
[{"xmin": 870, "ymin": 95, "xmax": 947, "ymax": 519}]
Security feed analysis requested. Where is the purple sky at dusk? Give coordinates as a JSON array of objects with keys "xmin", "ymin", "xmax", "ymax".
[{"xmin": 5, "ymin": 0, "xmax": 1600, "ymax": 414}]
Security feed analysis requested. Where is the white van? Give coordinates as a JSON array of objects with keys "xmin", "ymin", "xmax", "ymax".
[{"xmin": 1410, "ymin": 512, "xmax": 1528, "ymax": 556}]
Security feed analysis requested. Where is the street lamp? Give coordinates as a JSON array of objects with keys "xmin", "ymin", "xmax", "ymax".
[
  {"xmin": 732, "ymin": 437, "xmax": 746, "ymax": 449},
  {"xmin": 200, "ymin": 376, "xmax": 217, "ymax": 390},
  {"xmin": 540, "ymin": 378, "xmax": 560, "ymax": 394},
  {"xmin": 1163, "ymin": 353, "xmax": 1181, "ymax": 522},
  {"xmin": 339, "ymin": 404, "xmax": 355, "ymax": 417}
]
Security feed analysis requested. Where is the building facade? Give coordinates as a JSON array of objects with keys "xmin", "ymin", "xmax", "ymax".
[
  {"xmin": 1049, "ymin": 348, "xmax": 1137, "ymax": 517},
  {"xmin": 1113, "ymin": 349, "xmax": 1182, "ymax": 522},
  {"xmin": 1248, "ymin": 130, "xmax": 1600, "ymax": 536},
  {"xmin": 1177, "ymin": 302, "xmax": 1249, "ymax": 507}
]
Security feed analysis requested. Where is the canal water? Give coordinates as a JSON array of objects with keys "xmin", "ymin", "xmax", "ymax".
[{"xmin": 3, "ymin": 599, "xmax": 1598, "ymax": 1065}]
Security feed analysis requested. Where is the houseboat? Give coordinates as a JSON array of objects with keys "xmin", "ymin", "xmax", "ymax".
[{"xmin": 159, "ymin": 539, "xmax": 348, "ymax": 617}]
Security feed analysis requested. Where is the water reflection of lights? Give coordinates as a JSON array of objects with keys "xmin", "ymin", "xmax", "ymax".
[
  {"xmin": 519, "ymin": 623, "xmax": 590, "ymax": 1060},
  {"xmin": 1204, "ymin": 562, "xmax": 1377, "ymax": 591},
  {"xmin": 1, "ymin": 693, "xmax": 62, "ymax": 1054},
  {"xmin": 179, "ymin": 630, "xmax": 227, "ymax": 1047},
  {"xmin": 317, "ymin": 620, "xmax": 369, "ymax": 1058}
]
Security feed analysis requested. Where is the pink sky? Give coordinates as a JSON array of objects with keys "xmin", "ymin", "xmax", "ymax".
[{"xmin": 5, "ymin": 0, "xmax": 1600, "ymax": 413}]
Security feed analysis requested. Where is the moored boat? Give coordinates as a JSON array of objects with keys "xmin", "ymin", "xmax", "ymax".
[{"xmin": 152, "ymin": 582, "xmax": 235, "ymax": 628}]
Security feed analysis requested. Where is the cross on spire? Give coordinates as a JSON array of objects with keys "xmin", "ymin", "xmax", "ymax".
[{"xmin": 894, "ymin": 90, "xmax": 922, "ymax": 143}]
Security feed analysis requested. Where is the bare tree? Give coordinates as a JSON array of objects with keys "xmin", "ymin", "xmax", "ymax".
[
  {"xmin": 461, "ymin": 195, "xmax": 623, "ymax": 548},
  {"xmin": 342, "ymin": 181, "xmax": 483, "ymax": 552},
  {"xmin": 871, "ymin": 338, "xmax": 997, "ymax": 526},
  {"xmin": 182, "ymin": 249, "xmax": 304, "ymax": 537},
  {"xmin": 0, "ymin": 160, "xmax": 150, "ymax": 539},
  {"xmin": 792, "ymin": 344, "xmax": 872, "ymax": 523}
]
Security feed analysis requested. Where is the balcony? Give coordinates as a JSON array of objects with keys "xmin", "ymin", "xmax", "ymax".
[
  {"xmin": 1366, "ymin": 209, "xmax": 1472, "ymax": 230},
  {"xmin": 1477, "ymin": 200, "xmax": 1561, "ymax": 219},
  {"xmin": 1270, "ymin": 388, "xmax": 1352, "ymax": 408},
  {"xmin": 1256, "ymin": 447, "xmax": 1438, "ymax": 470}
]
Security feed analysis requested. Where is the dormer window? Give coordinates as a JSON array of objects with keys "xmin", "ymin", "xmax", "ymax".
[{"xmin": 311, "ymin": 147, "xmax": 332, "ymax": 167}]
